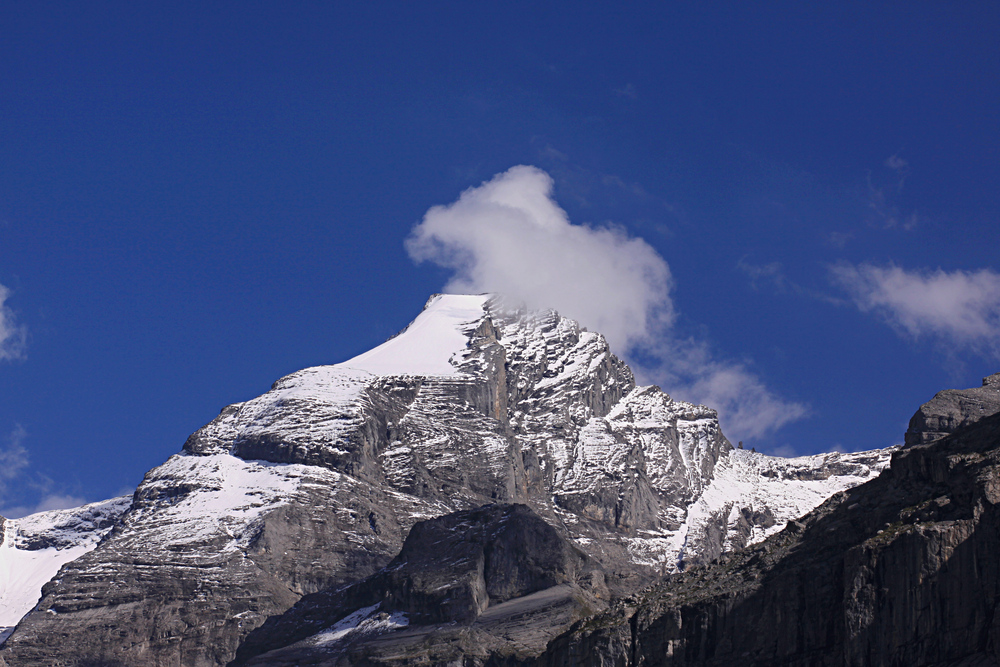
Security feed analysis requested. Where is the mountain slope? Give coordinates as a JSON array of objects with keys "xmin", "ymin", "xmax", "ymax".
[{"xmin": 0, "ymin": 294, "xmax": 890, "ymax": 666}]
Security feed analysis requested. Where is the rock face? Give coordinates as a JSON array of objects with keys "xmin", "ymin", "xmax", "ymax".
[
  {"xmin": 0, "ymin": 295, "xmax": 890, "ymax": 666},
  {"xmin": 904, "ymin": 372, "xmax": 1000, "ymax": 447},
  {"xmin": 233, "ymin": 504, "xmax": 607, "ymax": 666},
  {"xmin": 539, "ymin": 408, "xmax": 1000, "ymax": 667}
]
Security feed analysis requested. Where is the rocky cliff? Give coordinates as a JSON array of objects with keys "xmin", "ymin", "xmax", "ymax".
[
  {"xmin": 0, "ymin": 295, "xmax": 890, "ymax": 666},
  {"xmin": 233, "ymin": 503, "xmax": 607, "ymax": 666},
  {"xmin": 539, "ymin": 404, "xmax": 1000, "ymax": 666},
  {"xmin": 905, "ymin": 372, "xmax": 1000, "ymax": 447}
]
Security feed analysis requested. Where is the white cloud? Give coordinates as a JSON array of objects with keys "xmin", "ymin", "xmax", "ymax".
[
  {"xmin": 407, "ymin": 165, "xmax": 807, "ymax": 441},
  {"xmin": 633, "ymin": 337, "xmax": 808, "ymax": 441},
  {"xmin": 0, "ymin": 424, "xmax": 29, "ymax": 483},
  {"xmin": 29, "ymin": 493, "xmax": 87, "ymax": 514},
  {"xmin": 407, "ymin": 165, "xmax": 674, "ymax": 352},
  {"xmin": 832, "ymin": 263, "xmax": 1000, "ymax": 356},
  {"xmin": 1, "ymin": 494, "xmax": 89, "ymax": 520},
  {"xmin": 0, "ymin": 283, "xmax": 27, "ymax": 361},
  {"xmin": 0, "ymin": 426, "xmax": 90, "ymax": 519},
  {"xmin": 0, "ymin": 424, "xmax": 30, "ymax": 516}
]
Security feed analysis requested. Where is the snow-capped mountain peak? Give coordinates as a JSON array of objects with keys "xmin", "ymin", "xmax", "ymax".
[{"xmin": 0, "ymin": 294, "xmax": 894, "ymax": 666}]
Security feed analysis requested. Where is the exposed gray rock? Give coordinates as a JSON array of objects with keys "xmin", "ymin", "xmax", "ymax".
[
  {"xmin": 538, "ymin": 410, "xmax": 1000, "ymax": 666},
  {"xmin": 232, "ymin": 504, "xmax": 607, "ymax": 666},
  {"xmin": 904, "ymin": 371, "xmax": 1000, "ymax": 447}
]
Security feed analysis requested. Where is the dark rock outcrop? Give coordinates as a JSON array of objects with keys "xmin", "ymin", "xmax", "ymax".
[
  {"xmin": 905, "ymin": 371, "xmax": 1000, "ymax": 447},
  {"xmin": 232, "ymin": 504, "xmax": 607, "ymax": 666},
  {"xmin": 539, "ymin": 409, "xmax": 1000, "ymax": 666}
]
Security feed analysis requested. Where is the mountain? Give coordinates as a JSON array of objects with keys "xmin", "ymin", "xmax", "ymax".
[
  {"xmin": 538, "ymin": 400, "xmax": 1000, "ymax": 666},
  {"xmin": 0, "ymin": 294, "xmax": 891, "ymax": 666}
]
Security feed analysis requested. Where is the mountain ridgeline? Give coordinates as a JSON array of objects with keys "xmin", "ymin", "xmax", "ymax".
[{"xmin": 2, "ymin": 294, "xmax": 987, "ymax": 666}]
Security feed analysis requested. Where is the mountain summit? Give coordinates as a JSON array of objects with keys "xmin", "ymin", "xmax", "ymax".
[{"xmin": 0, "ymin": 294, "xmax": 890, "ymax": 666}]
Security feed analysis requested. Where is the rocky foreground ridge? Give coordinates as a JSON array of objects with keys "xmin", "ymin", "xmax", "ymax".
[
  {"xmin": 1, "ymin": 295, "xmax": 896, "ymax": 666},
  {"xmin": 904, "ymin": 372, "xmax": 1000, "ymax": 447}
]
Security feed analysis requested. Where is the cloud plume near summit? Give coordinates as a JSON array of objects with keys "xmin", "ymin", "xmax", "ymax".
[{"xmin": 407, "ymin": 165, "xmax": 806, "ymax": 441}]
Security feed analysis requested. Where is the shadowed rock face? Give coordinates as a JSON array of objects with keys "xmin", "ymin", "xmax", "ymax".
[
  {"xmin": 232, "ymin": 504, "xmax": 606, "ymax": 666},
  {"xmin": 539, "ymin": 409, "xmax": 1000, "ymax": 667},
  {"xmin": 905, "ymin": 372, "xmax": 1000, "ymax": 447}
]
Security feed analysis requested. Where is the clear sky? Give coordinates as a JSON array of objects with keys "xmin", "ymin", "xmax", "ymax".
[{"xmin": 2, "ymin": 2, "xmax": 999, "ymax": 517}]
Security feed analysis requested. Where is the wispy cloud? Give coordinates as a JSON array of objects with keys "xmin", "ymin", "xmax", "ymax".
[
  {"xmin": 0, "ymin": 283, "xmax": 27, "ymax": 361},
  {"xmin": 0, "ymin": 425, "xmax": 89, "ymax": 519},
  {"xmin": 831, "ymin": 263, "xmax": 1000, "ymax": 358},
  {"xmin": 1, "ymin": 495, "xmax": 89, "ymax": 520},
  {"xmin": 0, "ymin": 424, "xmax": 30, "ymax": 515},
  {"xmin": 736, "ymin": 257, "xmax": 789, "ymax": 292},
  {"xmin": 408, "ymin": 165, "xmax": 807, "ymax": 441},
  {"xmin": 736, "ymin": 257, "xmax": 846, "ymax": 307},
  {"xmin": 826, "ymin": 231, "xmax": 853, "ymax": 249},
  {"xmin": 632, "ymin": 337, "xmax": 809, "ymax": 440},
  {"xmin": 0, "ymin": 424, "xmax": 29, "ymax": 483},
  {"xmin": 866, "ymin": 154, "xmax": 919, "ymax": 231},
  {"xmin": 614, "ymin": 83, "xmax": 638, "ymax": 99}
]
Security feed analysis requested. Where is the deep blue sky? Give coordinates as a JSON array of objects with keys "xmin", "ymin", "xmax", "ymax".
[{"xmin": 2, "ymin": 2, "xmax": 999, "ymax": 516}]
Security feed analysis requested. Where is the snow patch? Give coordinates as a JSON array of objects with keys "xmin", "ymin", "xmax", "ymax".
[
  {"xmin": 310, "ymin": 603, "xmax": 409, "ymax": 647},
  {"xmin": 339, "ymin": 294, "xmax": 488, "ymax": 376}
]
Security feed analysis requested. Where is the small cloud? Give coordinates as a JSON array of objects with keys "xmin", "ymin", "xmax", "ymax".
[
  {"xmin": 826, "ymin": 231, "xmax": 853, "ymax": 249},
  {"xmin": 0, "ymin": 424, "xmax": 29, "ymax": 483},
  {"xmin": 538, "ymin": 144, "xmax": 569, "ymax": 163},
  {"xmin": 601, "ymin": 173, "xmax": 649, "ymax": 198},
  {"xmin": 614, "ymin": 83, "xmax": 638, "ymax": 99},
  {"xmin": 0, "ymin": 283, "xmax": 28, "ymax": 361},
  {"xmin": 0, "ymin": 426, "xmax": 92, "ymax": 519},
  {"xmin": 0, "ymin": 424, "xmax": 30, "ymax": 516},
  {"xmin": 831, "ymin": 263, "xmax": 1000, "ymax": 358},
  {"xmin": 865, "ymin": 156, "xmax": 920, "ymax": 230},
  {"xmin": 885, "ymin": 153, "xmax": 909, "ymax": 175},
  {"xmin": 635, "ymin": 338, "xmax": 809, "ymax": 441},
  {"xmin": 737, "ymin": 257, "xmax": 788, "ymax": 292},
  {"xmin": 766, "ymin": 444, "xmax": 799, "ymax": 458},
  {"xmin": 31, "ymin": 493, "xmax": 87, "ymax": 513}
]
